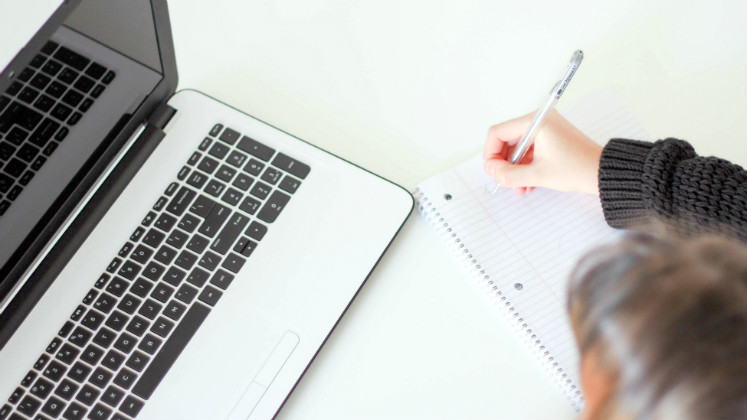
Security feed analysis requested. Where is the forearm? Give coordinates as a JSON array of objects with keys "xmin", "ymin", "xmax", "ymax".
[{"xmin": 598, "ymin": 138, "xmax": 747, "ymax": 241}]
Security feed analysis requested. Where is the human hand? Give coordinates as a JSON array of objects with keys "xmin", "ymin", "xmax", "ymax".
[{"xmin": 483, "ymin": 109, "xmax": 602, "ymax": 195}]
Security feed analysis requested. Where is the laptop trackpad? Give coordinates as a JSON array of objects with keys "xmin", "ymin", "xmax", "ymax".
[{"xmin": 229, "ymin": 330, "xmax": 300, "ymax": 419}]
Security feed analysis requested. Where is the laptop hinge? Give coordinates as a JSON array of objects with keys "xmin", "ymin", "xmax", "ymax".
[{"xmin": 147, "ymin": 102, "xmax": 177, "ymax": 130}]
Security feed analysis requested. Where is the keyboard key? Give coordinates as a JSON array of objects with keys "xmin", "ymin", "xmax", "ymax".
[
  {"xmin": 154, "ymin": 213, "xmax": 177, "ymax": 232},
  {"xmin": 42, "ymin": 360, "xmax": 66, "ymax": 382},
  {"xmin": 101, "ymin": 350, "xmax": 125, "ymax": 371},
  {"xmin": 185, "ymin": 267, "xmax": 210, "ymax": 288},
  {"xmin": 260, "ymin": 167, "xmax": 282, "ymax": 185},
  {"xmin": 92, "ymin": 328, "xmax": 116, "ymax": 348},
  {"xmin": 189, "ymin": 195, "xmax": 216, "ymax": 218},
  {"xmin": 105, "ymin": 277, "xmax": 128, "ymax": 297},
  {"xmin": 173, "ymin": 250, "xmax": 198, "ymax": 271},
  {"xmin": 68, "ymin": 326, "xmax": 94, "ymax": 347},
  {"xmin": 118, "ymin": 242, "xmax": 134, "ymax": 257},
  {"xmin": 21, "ymin": 370, "xmax": 38, "ymax": 387},
  {"xmin": 272, "ymin": 153, "xmax": 310, "ymax": 179},
  {"xmin": 243, "ymin": 158, "xmax": 264, "ymax": 176},
  {"xmin": 138, "ymin": 300, "xmax": 162, "ymax": 320},
  {"xmin": 204, "ymin": 179, "xmax": 226, "ymax": 197},
  {"xmin": 17, "ymin": 67, "xmax": 34, "ymax": 82},
  {"xmin": 17, "ymin": 395, "xmax": 42, "ymax": 417},
  {"xmin": 137, "ymin": 334, "xmax": 163, "ymax": 355},
  {"xmin": 249, "ymin": 181, "xmax": 271, "ymax": 200},
  {"xmin": 58, "ymin": 67, "xmax": 79, "ymax": 84},
  {"xmin": 197, "ymin": 156, "xmax": 219, "ymax": 174},
  {"xmin": 177, "ymin": 165, "xmax": 190, "ymax": 180},
  {"xmin": 163, "ymin": 300, "xmax": 187, "ymax": 321},
  {"xmin": 150, "ymin": 317, "xmax": 175, "ymax": 338},
  {"xmin": 113, "ymin": 368, "xmax": 138, "ymax": 390},
  {"xmin": 51, "ymin": 102, "xmax": 72, "ymax": 121},
  {"xmin": 150, "ymin": 282, "xmax": 174, "ymax": 303},
  {"xmin": 46, "ymin": 80, "xmax": 66, "ymax": 98},
  {"xmin": 80, "ymin": 345, "xmax": 105, "ymax": 366},
  {"xmin": 118, "ymin": 260, "xmax": 141, "ymax": 280},
  {"xmin": 218, "ymin": 127, "xmax": 239, "ymax": 144},
  {"xmin": 278, "ymin": 175, "xmax": 301, "ymax": 194},
  {"xmin": 6, "ymin": 127, "xmax": 28, "ymax": 145},
  {"xmin": 132, "ymin": 304, "xmax": 210, "ymax": 399},
  {"xmin": 30, "ymin": 377, "xmax": 54, "ymax": 399},
  {"xmin": 129, "ymin": 278, "xmax": 153, "ymax": 298},
  {"xmin": 4, "ymin": 81, "xmax": 23, "ymax": 96},
  {"xmin": 113, "ymin": 332, "xmax": 138, "ymax": 354},
  {"xmin": 166, "ymin": 229, "xmax": 189, "ymax": 249},
  {"xmin": 152, "ymin": 196, "xmax": 168, "ymax": 211},
  {"xmin": 198, "ymin": 137, "xmax": 212, "ymax": 151},
  {"xmin": 238, "ymin": 196, "xmax": 261, "ymax": 215},
  {"xmin": 85, "ymin": 62, "xmax": 107, "ymax": 80},
  {"xmin": 67, "ymin": 362, "xmax": 92, "ymax": 383},
  {"xmin": 209, "ymin": 124, "xmax": 224, "ymax": 137},
  {"xmin": 130, "ymin": 245, "xmax": 153, "ymax": 265},
  {"xmin": 198, "ymin": 285, "xmax": 223, "ymax": 306},
  {"xmin": 74, "ymin": 75, "xmax": 95, "ymax": 93},
  {"xmin": 198, "ymin": 251, "xmax": 221, "ymax": 271},
  {"xmin": 104, "ymin": 311, "xmax": 129, "ymax": 332},
  {"xmin": 89, "ymin": 367, "xmax": 113, "ymax": 389},
  {"xmin": 80, "ymin": 310, "xmax": 105, "ymax": 331},
  {"xmin": 162, "ymin": 266, "xmax": 186, "ymax": 287},
  {"xmin": 100, "ymin": 386, "xmax": 124, "ymax": 408},
  {"xmin": 41, "ymin": 396, "xmax": 66, "ymax": 418},
  {"xmin": 68, "ymin": 111, "xmax": 82, "ymax": 125},
  {"xmin": 174, "ymin": 284, "xmax": 198, "ymax": 304},
  {"xmin": 187, "ymin": 151, "xmax": 201, "ymax": 166},
  {"xmin": 232, "ymin": 172, "xmax": 253, "ymax": 191},
  {"xmin": 126, "ymin": 350, "xmax": 151, "ymax": 373},
  {"xmin": 33, "ymin": 354, "xmax": 49, "ymax": 370},
  {"xmin": 221, "ymin": 253, "xmax": 246, "ymax": 274},
  {"xmin": 76, "ymin": 384, "xmax": 100, "ymax": 406},
  {"xmin": 208, "ymin": 142, "xmax": 229, "ymax": 159},
  {"xmin": 210, "ymin": 212, "xmax": 249, "ymax": 254},
  {"xmin": 186, "ymin": 170, "xmax": 207, "ymax": 189},
  {"xmin": 119, "ymin": 396, "xmax": 144, "ymax": 418},
  {"xmin": 221, "ymin": 187, "xmax": 243, "ymax": 206},
  {"xmin": 55, "ymin": 378, "xmax": 79, "ymax": 401},
  {"xmin": 42, "ymin": 41, "xmax": 59, "ymax": 54},
  {"xmin": 91, "ymin": 84, "xmax": 105, "ymax": 98},
  {"xmin": 209, "ymin": 269, "xmax": 235, "ymax": 290},
  {"xmin": 166, "ymin": 186, "xmax": 196, "ymax": 217},
  {"xmin": 79, "ymin": 98, "xmax": 94, "ymax": 112},
  {"xmin": 54, "ymin": 47, "xmax": 91, "ymax": 71},
  {"xmin": 88, "ymin": 403, "xmax": 113, "ymax": 420},
  {"xmin": 245, "ymin": 221, "xmax": 268, "ymax": 241},
  {"xmin": 215, "ymin": 164, "xmax": 236, "ymax": 182},
  {"xmin": 237, "ymin": 136, "xmax": 275, "ymax": 161},
  {"xmin": 164, "ymin": 182, "xmax": 179, "ymax": 196},
  {"xmin": 41, "ymin": 60, "xmax": 62, "ymax": 76},
  {"xmin": 236, "ymin": 237, "xmax": 258, "ymax": 258},
  {"xmin": 197, "ymin": 202, "xmax": 230, "ymax": 237},
  {"xmin": 257, "ymin": 190, "xmax": 291, "ymax": 223},
  {"xmin": 62, "ymin": 89, "xmax": 84, "ymax": 107},
  {"xmin": 8, "ymin": 387, "xmax": 22, "ymax": 404},
  {"xmin": 63, "ymin": 401, "xmax": 87, "ymax": 420},
  {"xmin": 116, "ymin": 294, "xmax": 142, "ymax": 315},
  {"xmin": 226, "ymin": 150, "xmax": 248, "ymax": 167},
  {"xmin": 46, "ymin": 337, "xmax": 63, "ymax": 353},
  {"xmin": 142, "ymin": 228, "xmax": 166, "ymax": 249},
  {"xmin": 102, "ymin": 71, "xmax": 116, "ymax": 85},
  {"xmin": 18, "ymin": 86, "xmax": 39, "ymax": 104},
  {"xmin": 33, "ymin": 94, "xmax": 55, "ymax": 112},
  {"xmin": 105, "ymin": 259, "xmax": 122, "ymax": 275},
  {"xmin": 126, "ymin": 316, "xmax": 151, "ymax": 337}
]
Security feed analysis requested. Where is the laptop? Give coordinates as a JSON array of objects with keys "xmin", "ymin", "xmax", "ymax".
[{"xmin": 0, "ymin": 0, "xmax": 413, "ymax": 419}]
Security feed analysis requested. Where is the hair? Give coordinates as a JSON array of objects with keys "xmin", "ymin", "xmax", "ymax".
[{"xmin": 567, "ymin": 233, "xmax": 747, "ymax": 420}]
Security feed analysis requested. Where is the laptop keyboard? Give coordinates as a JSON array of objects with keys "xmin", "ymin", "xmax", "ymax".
[
  {"xmin": 0, "ymin": 124, "xmax": 310, "ymax": 420},
  {"xmin": 0, "ymin": 40, "xmax": 116, "ymax": 217}
]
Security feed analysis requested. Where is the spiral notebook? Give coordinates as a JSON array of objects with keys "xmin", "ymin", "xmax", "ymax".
[{"xmin": 414, "ymin": 90, "xmax": 651, "ymax": 410}]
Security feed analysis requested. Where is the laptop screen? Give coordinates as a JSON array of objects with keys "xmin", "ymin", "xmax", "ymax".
[{"xmin": 0, "ymin": 0, "xmax": 172, "ymax": 313}]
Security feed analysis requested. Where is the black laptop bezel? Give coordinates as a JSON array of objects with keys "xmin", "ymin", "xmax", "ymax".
[{"xmin": 0, "ymin": 0, "xmax": 178, "ymax": 348}]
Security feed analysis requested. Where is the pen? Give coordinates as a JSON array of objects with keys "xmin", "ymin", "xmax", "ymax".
[{"xmin": 490, "ymin": 50, "xmax": 584, "ymax": 195}]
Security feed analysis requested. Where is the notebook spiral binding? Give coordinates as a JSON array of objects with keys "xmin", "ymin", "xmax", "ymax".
[{"xmin": 413, "ymin": 188, "xmax": 584, "ymax": 411}]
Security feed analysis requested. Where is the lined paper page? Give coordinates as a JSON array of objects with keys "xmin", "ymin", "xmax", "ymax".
[{"xmin": 415, "ymin": 89, "xmax": 650, "ymax": 408}]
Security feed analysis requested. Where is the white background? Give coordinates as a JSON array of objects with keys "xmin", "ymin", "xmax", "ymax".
[
  {"xmin": 165, "ymin": 1, "xmax": 746, "ymax": 419},
  {"xmin": 3, "ymin": 0, "xmax": 745, "ymax": 418}
]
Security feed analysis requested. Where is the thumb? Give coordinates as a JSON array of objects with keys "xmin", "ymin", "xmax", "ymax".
[{"xmin": 484, "ymin": 159, "xmax": 541, "ymax": 188}]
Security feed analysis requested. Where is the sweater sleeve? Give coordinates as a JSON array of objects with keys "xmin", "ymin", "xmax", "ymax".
[{"xmin": 598, "ymin": 138, "xmax": 747, "ymax": 241}]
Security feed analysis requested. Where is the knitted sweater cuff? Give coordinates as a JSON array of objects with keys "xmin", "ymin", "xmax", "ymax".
[{"xmin": 598, "ymin": 139, "xmax": 654, "ymax": 229}]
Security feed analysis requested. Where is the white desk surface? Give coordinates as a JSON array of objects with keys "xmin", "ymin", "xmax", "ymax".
[
  {"xmin": 166, "ymin": 0, "xmax": 746, "ymax": 419},
  {"xmin": 5, "ymin": 1, "xmax": 743, "ymax": 419}
]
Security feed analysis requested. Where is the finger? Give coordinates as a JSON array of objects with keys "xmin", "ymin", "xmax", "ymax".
[
  {"xmin": 483, "ymin": 114, "xmax": 534, "ymax": 161},
  {"xmin": 485, "ymin": 158, "xmax": 543, "ymax": 188}
]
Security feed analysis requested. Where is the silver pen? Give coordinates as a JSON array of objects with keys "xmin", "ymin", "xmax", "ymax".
[{"xmin": 490, "ymin": 50, "xmax": 584, "ymax": 195}]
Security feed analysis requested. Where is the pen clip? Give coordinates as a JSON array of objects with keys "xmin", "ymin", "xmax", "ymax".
[{"xmin": 552, "ymin": 50, "xmax": 583, "ymax": 98}]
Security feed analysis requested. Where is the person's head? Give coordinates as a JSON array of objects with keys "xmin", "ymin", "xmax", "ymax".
[{"xmin": 567, "ymin": 234, "xmax": 747, "ymax": 420}]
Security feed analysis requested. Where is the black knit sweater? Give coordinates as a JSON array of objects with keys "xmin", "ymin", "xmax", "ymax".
[{"xmin": 598, "ymin": 138, "xmax": 747, "ymax": 242}]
